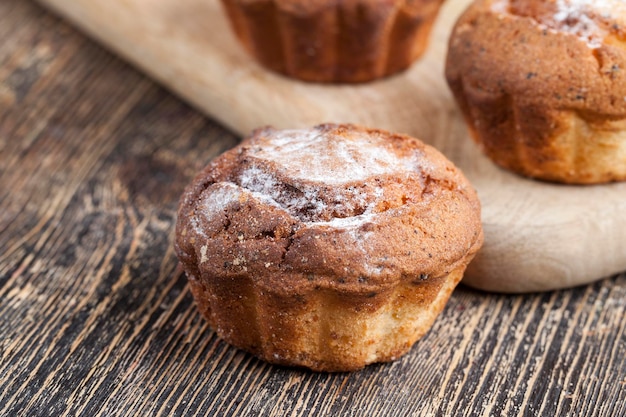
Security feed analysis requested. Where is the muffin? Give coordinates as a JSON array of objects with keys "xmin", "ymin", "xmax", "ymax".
[
  {"xmin": 175, "ymin": 124, "xmax": 483, "ymax": 371},
  {"xmin": 446, "ymin": 0, "xmax": 626, "ymax": 184},
  {"xmin": 220, "ymin": 0, "xmax": 446, "ymax": 83}
]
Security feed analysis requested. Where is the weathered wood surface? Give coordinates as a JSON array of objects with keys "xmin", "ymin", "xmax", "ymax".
[
  {"xmin": 1, "ymin": 1, "xmax": 625, "ymax": 416},
  {"xmin": 36, "ymin": 0, "xmax": 626, "ymax": 293}
]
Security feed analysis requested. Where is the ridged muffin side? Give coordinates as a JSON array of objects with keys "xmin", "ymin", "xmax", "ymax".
[
  {"xmin": 221, "ymin": 0, "xmax": 445, "ymax": 83},
  {"xmin": 187, "ymin": 264, "xmax": 467, "ymax": 371}
]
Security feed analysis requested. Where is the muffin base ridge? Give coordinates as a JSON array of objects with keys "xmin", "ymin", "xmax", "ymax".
[{"xmin": 188, "ymin": 265, "xmax": 466, "ymax": 372}]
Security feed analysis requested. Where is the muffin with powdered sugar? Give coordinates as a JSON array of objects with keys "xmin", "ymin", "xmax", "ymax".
[
  {"xmin": 446, "ymin": 0, "xmax": 626, "ymax": 184},
  {"xmin": 175, "ymin": 124, "xmax": 483, "ymax": 371}
]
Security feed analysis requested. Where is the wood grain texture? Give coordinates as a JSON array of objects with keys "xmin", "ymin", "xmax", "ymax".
[
  {"xmin": 1, "ymin": 1, "xmax": 626, "ymax": 416},
  {"xmin": 35, "ymin": 0, "xmax": 626, "ymax": 293}
]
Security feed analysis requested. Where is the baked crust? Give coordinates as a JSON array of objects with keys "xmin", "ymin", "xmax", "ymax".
[
  {"xmin": 175, "ymin": 124, "xmax": 483, "ymax": 371},
  {"xmin": 221, "ymin": 0, "xmax": 445, "ymax": 83},
  {"xmin": 446, "ymin": 0, "xmax": 626, "ymax": 184}
]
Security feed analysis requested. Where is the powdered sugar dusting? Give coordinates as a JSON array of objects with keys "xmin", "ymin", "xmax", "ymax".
[
  {"xmin": 311, "ymin": 212, "xmax": 376, "ymax": 229},
  {"xmin": 493, "ymin": 0, "xmax": 623, "ymax": 48},
  {"xmin": 239, "ymin": 165, "xmax": 328, "ymax": 221},
  {"xmin": 554, "ymin": 0, "xmax": 616, "ymax": 19},
  {"xmin": 192, "ymin": 182, "xmax": 281, "ymax": 236},
  {"xmin": 197, "ymin": 127, "xmax": 427, "ymax": 230},
  {"xmin": 491, "ymin": 0, "xmax": 516, "ymax": 14},
  {"xmin": 231, "ymin": 127, "xmax": 423, "ymax": 226},
  {"xmin": 199, "ymin": 183, "xmax": 243, "ymax": 216},
  {"xmin": 553, "ymin": 0, "xmax": 626, "ymax": 46},
  {"xmin": 238, "ymin": 164, "xmax": 388, "ymax": 224},
  {"xmin": 553, "ymin": 0, "xmax": 610, "ymax": 47},
  {"xmin": 251, "ymin": 128, "xmax": 414, "ymax": 184},
  {"xmin": 190, "ymin": 183, "xmax": 242, "ymax": 238}
]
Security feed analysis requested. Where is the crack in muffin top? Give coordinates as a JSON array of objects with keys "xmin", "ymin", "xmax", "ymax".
[{"xmin": 205, "ymin": 124, "xmax": 435, "ymax": 226}]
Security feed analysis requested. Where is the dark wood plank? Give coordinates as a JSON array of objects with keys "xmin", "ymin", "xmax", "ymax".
[{"xmin": 1, "ymin": 1, "xmax": 625, "ymax": 416}]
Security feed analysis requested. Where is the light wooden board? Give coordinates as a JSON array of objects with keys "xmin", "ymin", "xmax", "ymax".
[{"xmin": 38, "ymin": 0, "xmax": 626, "ymax": 293}]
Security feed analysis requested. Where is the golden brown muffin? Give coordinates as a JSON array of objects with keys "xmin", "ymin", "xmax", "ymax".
[
  {"xmin": 174, "ymin": 124, "xmax": 483, "ymax": 371},
  {"xmin": 221, "ymin": 0, "xmax": 445, "ymax": 83},
  {"xmin": 446, "ymin": 0, "xmax": 626, "ymax": 184}
]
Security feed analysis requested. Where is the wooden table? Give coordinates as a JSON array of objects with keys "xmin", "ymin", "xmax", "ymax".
[{"xmin": 1, "ymin": 1, "xmax": 625, "ymax": 415}]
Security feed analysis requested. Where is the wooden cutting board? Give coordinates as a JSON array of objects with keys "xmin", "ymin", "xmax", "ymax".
[{"xmin": 38, "ymin": 0, "xmax": 626, "ymax": 293}]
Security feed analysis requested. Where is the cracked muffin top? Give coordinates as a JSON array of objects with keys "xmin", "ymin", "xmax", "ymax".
[{"xmin": 175, "ymin": 124, "xmax": 483, "ymax": 295}]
